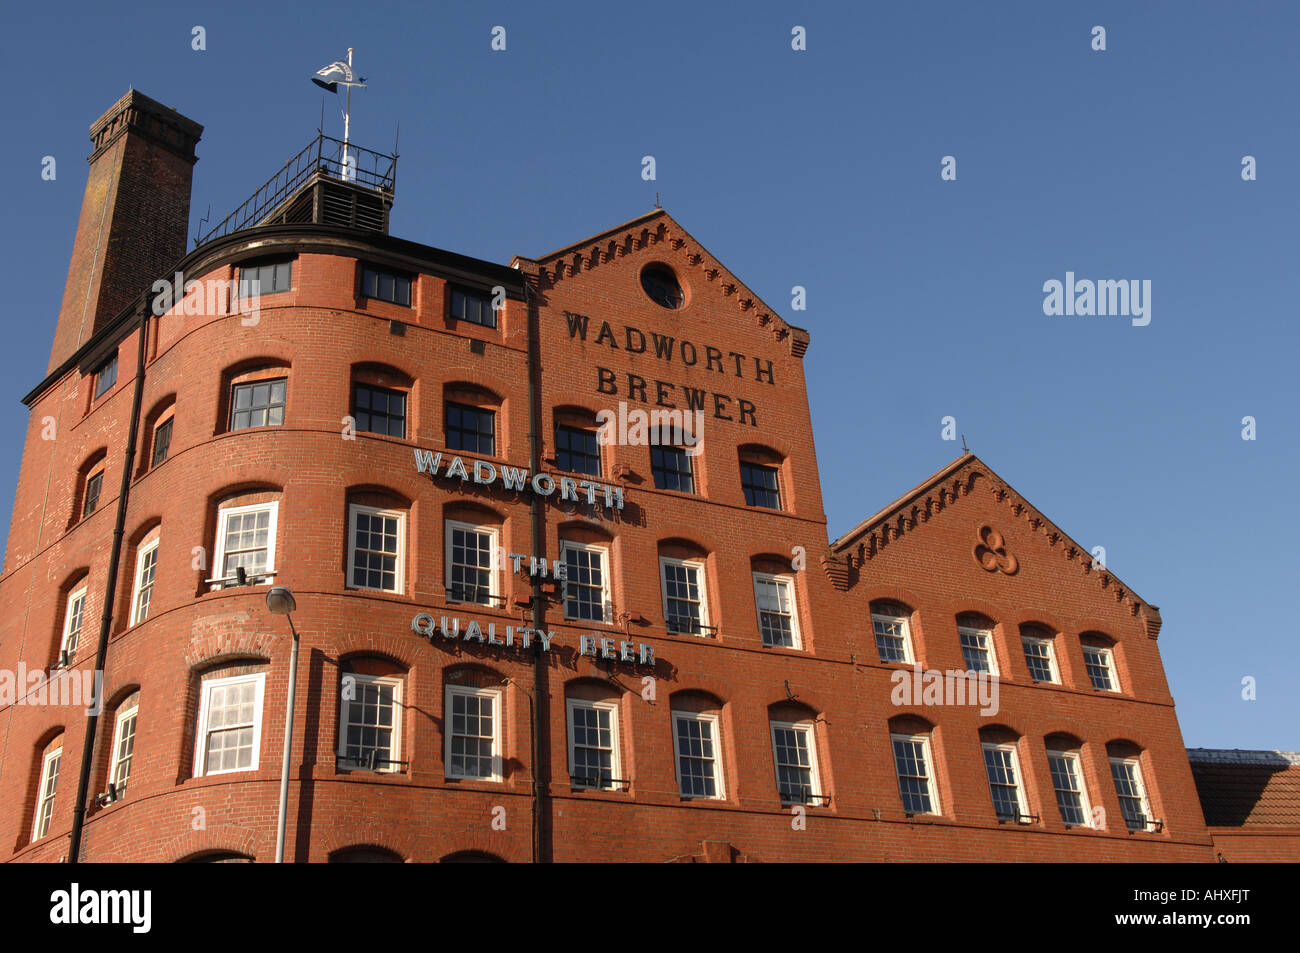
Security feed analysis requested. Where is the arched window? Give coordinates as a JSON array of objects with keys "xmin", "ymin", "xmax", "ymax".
[
  {"xmin": 737, "ymin": 445, "xmax": 783, "ymax": 510},
  {"xmin": 443, "ymin": 383, "xmax": 500, "ymax": 456},
  {"xmin": 870, "ymin": 600, "xmax": 915, "ymax": 664},
  {"xmin": 979, "ymin": 726, "xmax": 1028, "ymax": 823},
  {"xmin": 1081, "ymin": 632, "xmax": 1120, "ymax": 692},
  {"xmin": 31, "ymin": 731, "xmax": 64, "ymax": 842},
  {"xmin": 129, "ymin": 524, "xmax": 161, "ymax": 626},
  {"xmin": 1044, "ymin": 732, "xmax": 1092, "ymax": 828},
  {"xmin": 337, "ymin": 656, "xmax": 407, "ymax": 773},
  {"xmin": 329, "ymin": 845, "xmax": 403, "ymax": 863},
  {"xmin": 752, "ymin": 555, "xmax": 801, "ymax": 649},
  {"xmin": 769, "ymin": 702, "xmax": 824, "ymax": 806},
  {"xmin": 658, "ymin": 540, "xmax": 713, "ymax": 637},
  {"xmin": 670, "ymin": 692, "xmax": 726, "ymax": 800},
  {"xmin": 346, "ymin": 488, "xmax": 409, "ymax": 595},
  {"xmin": 1020, "ymin": 623, "xmax": 1059, "ymax": 684},
  {"xmin": 223, "ymin": 362, "xmax": 289, "ymax": 433},
  {"xmin": 565, "ymin": 680, "xmax": 624, "ymax": 791},
  {"xmin": 107, "ymin": 690, "xmax": 140, "ymax": 798},
  {"xmin": 956, "ymin": 612, "xmax": 998, "ymax": 676},
  {"xmin": 352, "ymin": 363, "xmax": 412, "ymax": 439},
  {"xmin": 1107, "ymin": 741, "xmax": 1157, "ymax": 832},
  {"xmin": 209, "ymin": 487, "xmax": 281, "ymax": 590},
  {"xmin": 888, "ymin": 716, "xmax": 939, "ymax": 816}
]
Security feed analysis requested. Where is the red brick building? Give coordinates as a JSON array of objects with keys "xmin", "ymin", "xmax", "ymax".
[{"xmin": 0, "ymin": 90, "xmax": 1286, "ymax": 862}]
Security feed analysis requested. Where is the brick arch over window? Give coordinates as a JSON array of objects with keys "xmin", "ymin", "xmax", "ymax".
[
  {"xmin": 25, "ymin": 728, "xmax": 65, "ymax": 844},
  {"xmin": 70, "ymin": 448, "xmax": 108, "ymax": 527},
  {"xmin": 138, "ymin": 393, "xmax": 177, "ymax": 477},
  {"xmin": 443, "ymin": 382, "xmax": 505, "ymax": 457},
  {"xmin": 441, "ymin": 850, "xmax": 506, "ymax": 863},
  {"xmin": 181, "ymin": 657, "xmax": 270, "ymax": 780},
  {"xmin": 345, "ymin": 485, "xmax": 411, "ymax": 595},
  {"xmin": 218, "ymin": 358, "xmax": 291, "ymax": 434},
  {"xmin": 329, "ymin": 845, "xmax": 404, "ymax": 862},
  {"xmin": 352, "ymin": 362, "xmax": 415, "ymax": 440},
  {"xmin": 737, "ymin": 443, "xmax": 787, "ymax": 510},
  {"xmin": 978, "ymin": 723, "xmax": 1022, "ymax": 746},
  {"xmin": 96, "ymin": 687, "xmax": 141, "ymax": 795},
  {"xmin": 1044, "ymin": 731, "xmax": 1085, "ymax": 752},
  {"xmin": 120, "ymin": 519, "xmax": 162, "ymax": 631},
  {"xmin": 203, "ymin": 484, "xmax": 283, "ymax": 592},
  {"xmin": 51, "ymin": 568, "xmax": 91, "ymax": 668}
]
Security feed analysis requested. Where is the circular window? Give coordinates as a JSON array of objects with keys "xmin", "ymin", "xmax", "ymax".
[{"xmin": 640, "ymin": 264, "xmax": 684, "ymax": 310}]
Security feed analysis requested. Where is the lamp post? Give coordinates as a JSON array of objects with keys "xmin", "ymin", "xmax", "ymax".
[{"xmin": 267, "ymin": 586, "xmax": 299, "ymax": 863}]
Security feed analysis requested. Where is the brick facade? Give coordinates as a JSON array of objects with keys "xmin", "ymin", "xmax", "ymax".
[{"xmin": 0, "ymin": 91, "xmax": 1285, "ymax": 863}]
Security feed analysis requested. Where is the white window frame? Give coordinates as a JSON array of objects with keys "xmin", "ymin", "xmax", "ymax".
[
  {"xmin": 194, "ymin": 672, "xmax": 266, "ymax": 777},
  {"xmin": 871, "ymin": 608, "xmax": 914, "ymax": 664},
  {"xmin": 109, "ymin": 700, "xmax": 139, "ymax": 795},
  {"xmin": 981, "ymin": 742, "xmax": 1028, "ymax": 822},
  {"xmin": 753, "ymin": 572, "xmax": 801, "ymax": 649},
  {"xmin": 659, "ymin": 556, "xmax": 711, "ymax": 636},
  {"xmin": 770, "ymin": 720, "xmax": 821, "ymax": 804},
  {"xmin": 1047, "ymin": 749, "xmax": 1092, "ymax": 828},
  {"xmin": 60, "ymin": 585, "xmax": 88, "ymax": 661},
  {"xmin": 32, "ymin": 746, "xmax": 62, "ymax": 841},
  {"xmin": 211, "ymin": 501, "xmax": 279, "ymax": 589},
  {"xmin": 958, "ymin": 625, "xmax": 1000, "ymax": 676},
  {"xmin": 444, "ymin": 519, "xmax": 500, "ymax": 605},
  {"xmin": 559, "ymin": 540, "xmax": 612, "ymax": 623},
  {"xmin": 129, "ymin": 538, "xmax": 160, "ymax": 626},
  {"xmin": 1110, "ymin": 756, "xmax": 1154, "ymax": 832},
  {"xmin": 346, "ymin": 504, "xmax": 406, "ymax": 594},
  {"xmin": 1021, "ymin": 634, "xmax": 1059, "ymax": 684},
  {"xmin": 671, "ymin": 710, "xmax": 725, "ymax": 800},
  {"xmin": 444, "ymin": 685, "xmax": 503, "ymax": 782},
  {"xmin": 891, "ymin": 732, "xmax": 939, "ymax": 816},
  {"xmin": 566, "ymin": 698, "xmax": 622, "ymax": 790},
  {"xmin": 337, "ymin": 673, "xmax": 404, "ymax": 772},
  {"xmin": 1083, "ymin": 645, "xmax": 1119, "ymax": 692}
]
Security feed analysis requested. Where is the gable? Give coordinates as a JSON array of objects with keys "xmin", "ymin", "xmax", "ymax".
[
  {"xmin": 512, "ymin": 209, "xmax": 811, "ymax": 442},
  {"xmin": 824, "ymin": 454, "xmax": 1164, "ymax": 640}
]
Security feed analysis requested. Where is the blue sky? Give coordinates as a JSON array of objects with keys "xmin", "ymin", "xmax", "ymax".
[{"xmin": 1, "ymin": 0, "xmax": 1296, "ymax": 749}]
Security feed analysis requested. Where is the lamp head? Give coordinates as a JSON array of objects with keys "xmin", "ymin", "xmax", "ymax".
[{"xmin": 266, "ymin": 586, "xmax": 297, "ymax": 616}]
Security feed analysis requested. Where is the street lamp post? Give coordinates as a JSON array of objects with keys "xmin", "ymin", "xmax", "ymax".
[{"xmin": 267, "ymin": 586, "xmax": 299, "ymax": 864}]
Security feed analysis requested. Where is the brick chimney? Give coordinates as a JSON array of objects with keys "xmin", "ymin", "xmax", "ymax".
[{"xmin": 47, "ymin": 90, "xmax": 203, "ymax": 373}]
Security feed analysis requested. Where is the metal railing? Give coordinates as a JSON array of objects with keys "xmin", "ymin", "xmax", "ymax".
[{"xmin": 195, "ymin": 133, "xmax": 397, "ymax": 248}]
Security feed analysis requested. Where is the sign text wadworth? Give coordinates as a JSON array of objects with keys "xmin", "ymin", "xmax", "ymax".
[
  {"xmin": 563, "ymin": 311, "xmax": 776, "ymax": 428},
  {"xmin": 414, "ymin": 449, "xmax": 624, "ymax": 511}
]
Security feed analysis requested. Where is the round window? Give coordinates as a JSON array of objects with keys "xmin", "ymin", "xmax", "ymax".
[{"xmin": 640, "ymin": 264, "xmax": 684, "ymax": 309}]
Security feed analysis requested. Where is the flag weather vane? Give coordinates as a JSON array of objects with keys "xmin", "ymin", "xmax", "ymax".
[{"xmin": 312, "ymin": 48, "xmax": 367, "ymax": 172}]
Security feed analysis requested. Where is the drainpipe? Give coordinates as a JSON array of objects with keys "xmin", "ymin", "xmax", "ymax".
[
  {"xmin": 522, "ymin": 275, "xmax": 551, "ymax": 863},
  {"xmin": 67, "ymin": 302, "xmax": 150, "ymax": 862}
]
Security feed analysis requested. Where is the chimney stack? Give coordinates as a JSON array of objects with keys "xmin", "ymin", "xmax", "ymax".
[{"xmin": 47, "ymin": 90, "xmax": 203, "ymax": 373}]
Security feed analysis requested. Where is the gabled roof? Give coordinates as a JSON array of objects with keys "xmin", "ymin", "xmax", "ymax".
[
  {"xmin": 511, "ymin": 207, "xmax": 810, "ymax": 358},
  {"xmin": 825, "ymin": 453, "xmax": 1164, "ymax": 638}
]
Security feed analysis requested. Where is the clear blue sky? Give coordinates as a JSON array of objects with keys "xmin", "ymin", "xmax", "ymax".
[{"xmin": 1, "ymin": 0, "xmax": 1296, "ymax": 750}]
